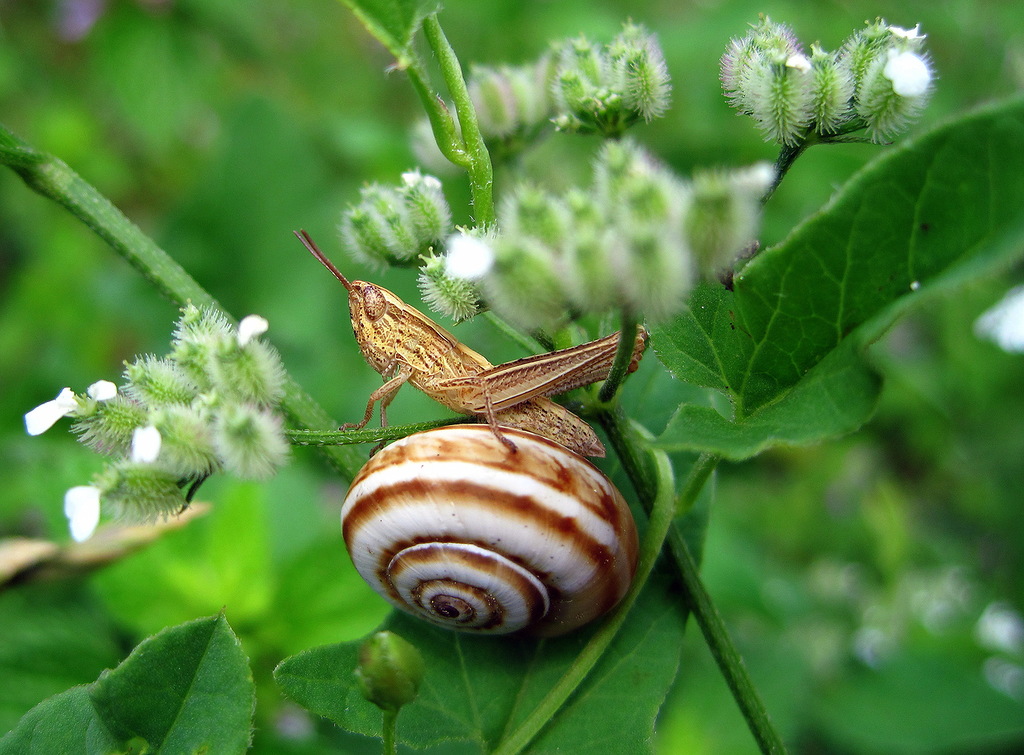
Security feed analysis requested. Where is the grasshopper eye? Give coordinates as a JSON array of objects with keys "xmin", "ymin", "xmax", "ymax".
[{"xmin": 362, "ymin": 286, "xmax": 389, "ymax": 321}]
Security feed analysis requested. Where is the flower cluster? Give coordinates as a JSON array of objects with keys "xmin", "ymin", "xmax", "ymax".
[
  {"xmin": 435, "ymin": 142, "xmax": 772, "ymax": 330},
  {"xmin": 722, "ymin": 17, "xmax": 933, "ymax": 144},
  {"xmin": 552, "ymin": 22, "xmax": 671, "ymax": 137},
  {"xmin": 339, "ymin": 170, "xmax": 452, "ymax": 269},
  {"xmin": 25, "ymin": 306, "xmax": 289, "ymax": 541}
]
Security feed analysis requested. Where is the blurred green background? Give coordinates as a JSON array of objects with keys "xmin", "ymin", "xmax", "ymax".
[{"xmin": 2, "ymin": 1, "xmax": 1023, "ymax": 752}]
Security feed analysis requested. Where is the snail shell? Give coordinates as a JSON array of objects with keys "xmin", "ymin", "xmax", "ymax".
[{"xmin": 341, "ymin": 425, "xmax": 639, "ymax": 636}]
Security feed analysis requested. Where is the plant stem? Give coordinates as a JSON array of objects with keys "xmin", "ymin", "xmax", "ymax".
[
  {"xmin": 0, "ymin": 123, "xmax": 366, "ymax": 479},
  {"xmin": 666, "ymin": 453, "xmax": 788, "ymax": 755},
  {"xmin": 596, "ymin": 311, "xmax": 640, "ymax": 403},
  {"xmin": 381, "ymin": 710, "xmax": 398, "ymax": 755},
  {"xmin": 492, "ymin": 445, "xmax": 678, "ymax": 755},
  {"xmin": 422, "ymin": 14, "xmax": 495, "ymax": 227},
  {"xmin": 285, "ymin": 416, "xmax": 465, "ymax": 446}
]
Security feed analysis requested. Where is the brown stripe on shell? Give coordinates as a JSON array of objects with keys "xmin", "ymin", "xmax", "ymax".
[
  {"xmin": 348, "ymin": 425, "xmax": 626, "ymax": 526},
  {"xmin": 345, "ymin": 478, "xmax": 622, "ymax": 584},
  {"xmin": 394, "ymin": 544, "xmax": 548, "ymax": 629},
  {"xmin": 341, "ymin": 425, "xmax": 639, "ymax": 635}
]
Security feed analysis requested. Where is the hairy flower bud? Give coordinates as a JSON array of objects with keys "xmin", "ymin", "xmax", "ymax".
[
  {"xmin": 723, "ymin": 16, "xmax": 933, "ymax": 144},
  {"xmin": 840, "ymin": 19, "xmax": 933, "ymax": 141},
  {"xmin": 355, "ymin": 631, "xmax": 425, "ymax": 713},
  {"xmin": 417, "ymin": 251, "xmax": 482, "ymax": 322},
  {"xmin": 124, "ymin": 356, "xmax": 199, "ymax": 407},
  {"xmin": 553, "ymin": 23, "xmax": 671, "ymax": 137},
  {"xmin": 72, "ymin": 393, "xmax": 148, "ymax": 456},
  {"xmin": 213, "ymin": 403, "xmax": 289, "ymax": 480},
  {"xmin": 685, "ymin": 163, "xmax": 774, "ymax": 276},
  {"xmin": 151, "ymin": 404, "xmax": 219, "ymax": 477},
  {"xmin": 340, "ymin": 175, "xmax": 452, "ymax": 269},
  {"xmin": 95, "ymin": 460, "xmax": 186, "ymax": 521}
]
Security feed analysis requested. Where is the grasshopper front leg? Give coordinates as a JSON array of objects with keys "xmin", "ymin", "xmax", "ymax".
[{"xmin": 344, "ymin": 363, "xmax": 414, "ymax": 431}]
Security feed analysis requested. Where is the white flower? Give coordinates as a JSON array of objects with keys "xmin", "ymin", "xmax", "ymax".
[
  {"xmin": 883, "ymin": 50, "xmax": 932, "ymax": 97},
  {"xmin": 785, "ymin": 53, "xmax": 811, "ymax": 73},
  {"xmin": 402, "ymin": 170, "xmax": 442, "ymax": 191},
  {"xmin": 890, "ymin": 24, "xmax": 925, "ymax": 41},
  {"xmin": 444, "ymin": 233, "xmax": 495, "ymax": 280},
  {"xmin": 975, "ymin": 285, "xmax": 1024, "ymax": 353},
  {"xmin": 24, "ymin": 387, "xmax": 78, "ymax": 436},
  {"xmin": 87, "ymin": 380, "xmax": 118, "ymax": 401},
  {"xmin": 64, "ymin": 485, "xmax": 101, "ymax": 542},
  {"xmin": 237, "ymin": 314, "xmax": 269, "ymax": 346},
  {"xmin": 131, "ymin": 425, "xmax": 163, "ymax": 463}
]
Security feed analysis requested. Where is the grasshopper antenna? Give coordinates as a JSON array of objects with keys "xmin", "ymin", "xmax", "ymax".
[{"xmin": 294, "ymin": 229, "xmax": 352, "ymax": 291}]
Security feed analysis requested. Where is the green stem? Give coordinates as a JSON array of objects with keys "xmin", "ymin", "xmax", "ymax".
[
  {"xmin": 381, "ymin": 710, "xmax": 398, "ymax": 755},
  {"xmin": 664, "ymin": 453, "xmax": 788, "ymax": 755},
  {"xmin": 285, "ymin": 415, "xmax": 465, "ymax": 446},
  {"xmin": 0, "ymin": 123, "xmax": 365, "ymax": 479},
  {"xmin": 492, "ymin": 445, "xmax": 678, "ymax": 755},
  {"xmin": 422, "ymin": 14, "xmax": 495, "ymax": 227},
  {"xmin": 597, "ymin": 311, "xmax": 640, "ymax": 403},
  {"xmin": 667, "ymin": 527, "xmax": 787, "ymax": 754},
  {"xmin": 404, "ymin": 61, "xmax": 470, "ymax": 168}
]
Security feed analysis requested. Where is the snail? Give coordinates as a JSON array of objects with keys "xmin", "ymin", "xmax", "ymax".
[{"xmin": 342, "ymin": 424, "xmax": 639, "ymax": 636}]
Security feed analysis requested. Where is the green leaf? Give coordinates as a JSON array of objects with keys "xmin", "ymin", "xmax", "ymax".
[
  {"xmin": 275, "ymin": 576, "xmax": 685, "ymax": 753},
  {"xmin": 654, "ymin": 96, "xmax": 1024, "ymax": 458},
  {"xmin": 338, "ymin": 0, "xmax": 441, "ymax": 64},
  {"xmin": 1, "ymin": 614, "xmax": 253, "ymax": 754},
  {"xmin": 658, "ymin": 334, "xmax": 881, "ymax": 458},
  {"xmin": 0, "ymin": 687, "xmax": 119, "ymax": 755},
  {"xmin": 89, "ymin": 614, "xmax": 254, "ymax": 753}
]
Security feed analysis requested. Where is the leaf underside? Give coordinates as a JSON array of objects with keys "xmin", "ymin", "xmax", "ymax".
[{"xmin": 654, "ymin": 96, "xmax": 1024, "ymax": 459}]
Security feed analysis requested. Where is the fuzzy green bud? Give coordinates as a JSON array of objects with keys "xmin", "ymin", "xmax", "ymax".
[
  {"xmin": 417, "ymin": 251, "xmax": 481, "ymax": 322},
  {"xmin": 209, "ymin": 338, "xmax": 285, "ymax": 407},
  {"xmin": 401, "ymin": 171, "xmax": 452, "ymax": 244},
  {"xmin": 553, "ymin": 23, "xmax": 671, "ymax": 137},
  {"xmin": 485, "ymin": 235, "xmax": 569, "ymax": 331},
  {"xmin": 685, "ymin": 163, "xmax": 774, "ymax": 276},
  {"xmin": 355, "ymin": 631, "xmax": 425, "ymax": 713},
  {"xmin": 170, "ymin": 305, "xmax": 234, "ymax": 391},
  {"xmin": 94, "ymin": 459, "xmax": 186, "ymax": 521},
  {"xmin": 845, "ymin": 21, "xmax": 933, "ymax": 141},
  {"xmin": 339, "ymin": 175, "xmax": 452, "ymax": 269},
  {"xmin": 150, "ymin": 404, "xmax": 219, "ymax": 478},
  {"xmin": 72, "ymin": 393, "xmax": 148, "ymax": 456},
  {"xmin": 213, "ymin": 403, "xmax": 289, "ymax": 480},
  {"xmin": 123, "ymin": 355, "xmax": 199, "ymax": 407},
  {"xmin": 808, "ymin": 44, "xmax": 853, "ymax": 134}
]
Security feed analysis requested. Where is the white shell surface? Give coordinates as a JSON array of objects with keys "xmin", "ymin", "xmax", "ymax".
[{"xmin": 341, "ymin": 424, "xmax": 639, "ymax": 635}]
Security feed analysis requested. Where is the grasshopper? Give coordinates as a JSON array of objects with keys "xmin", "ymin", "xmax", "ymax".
[{"xmin": 295, "ymin": 230, "xmax": 647, "ymax": 457}]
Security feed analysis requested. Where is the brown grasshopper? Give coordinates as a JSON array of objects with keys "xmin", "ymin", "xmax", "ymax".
[{"xmin": 295, "ymin": 230, "xmax": 647, "ymax": 457}]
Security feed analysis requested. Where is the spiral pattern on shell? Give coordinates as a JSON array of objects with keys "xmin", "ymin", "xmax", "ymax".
[{"xmin": 342, "ymin": 424, "xmax": 639, "ymax": 636}]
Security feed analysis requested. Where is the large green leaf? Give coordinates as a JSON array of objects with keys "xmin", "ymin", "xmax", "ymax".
[
  {"xmin": 1, "ymin": 614, "xmax": 254, "ymax": 754},
  {"xmin": 275, "ymin": 575, "xmax": 685, "ymax": 753},
  {"xmin": 655, "ymin": 96, "xmax": 1024, "ymax": 458},
  {"xmin": 89, "ymin": 614, "xmax": 254, "ymax": 752},
  {"xmin": 338, "ymin": 0, "xmax": 441, "ymax": 64},
  {"xmin": 0, "ymin": 687, "xmax": 119, "ymax": 755}
]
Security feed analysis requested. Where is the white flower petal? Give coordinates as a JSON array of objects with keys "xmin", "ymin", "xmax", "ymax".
[
  {"xmin": 64, "ymin": 485, "xmax": 101, "ymax": 542},
  {"xmin": 444, "ymin": 233, "xmax": 495, "ymax": 280},
  {"xmin": 402, "ymin": 170, "xmax": 441, "ymax": 190},
  {"xmin": 87, "ymin": 380, "xmax": 118, "ymax": 401},
  {"xmin": 237, "ymin": 315, "xmax": 269, "ymax": 346},
  {"xmin": 25, "ymin": 387, "xmax": 76, "ymax": 436},
  {"xmin": 883, "ymin": 50, "xmax": 932, "ymax": 98},
  {"xmin": 890, "ymin": 24, "xmax": 925, "ymax": 40},
  {"xmin": 785, "ymin": 54, "xmax": 811, "ymax": 73},
  {"xmin": 131, "ymin": 425, "xmax": 163, "ymax": 463}
]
